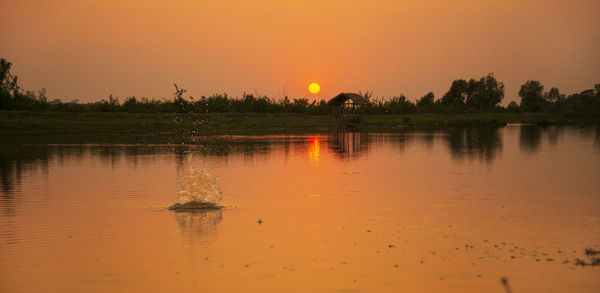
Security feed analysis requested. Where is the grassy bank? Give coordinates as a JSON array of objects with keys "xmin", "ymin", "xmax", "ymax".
[
  {"xmin": 0, "ymin": 111, "xmax": 597, "ymax": 138},
  {"xmin": 0, "ymin": 112, "xmax": 336, "ymax": 141}
]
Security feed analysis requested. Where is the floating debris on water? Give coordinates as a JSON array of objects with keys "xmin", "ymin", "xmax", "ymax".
[
  {"xmin": 571, "ymin": 247, "xmax": 600, "ymax": 267},
  {"xmin": 575, "ymin": 258, "xmax": 600, "ymax": 267},
  {"xmin": 584, "ymin": 248, "xmax": 599, "ymax": 256},
  {"xmin": 500, "ymin": 277, "xmax": 513, "ymax": 293},
  {"xmin": 169, "ymin": 201, "xmax": 222, "ymax": 210}
]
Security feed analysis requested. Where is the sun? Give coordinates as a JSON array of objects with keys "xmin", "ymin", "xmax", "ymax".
[{"xmin": 308, "ymin": 82, "xmax": 320, "ymax": 94}]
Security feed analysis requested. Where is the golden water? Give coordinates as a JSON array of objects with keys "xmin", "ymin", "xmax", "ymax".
[{"xmin": 1, "ymin": 125, "xmax": 599, "ymax": 292}]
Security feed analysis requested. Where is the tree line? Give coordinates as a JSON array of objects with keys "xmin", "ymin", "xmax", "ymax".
[{"xmin": 2, "ymin": 58, "xmax": 599, "ymax": 114}]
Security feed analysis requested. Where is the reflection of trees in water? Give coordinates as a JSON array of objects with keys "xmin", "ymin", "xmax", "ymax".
[
  {"xmin": 0, "ymin": 144, "xmax": 55, "ymax": 218},
  {"xmin": 519, "ymin": 125, "xmax": 542, "ymax": 154},
  {"xmin": 518, "ymin": 125, "xmax": 575, "ymax": 154},
  {"xmin": 98, "ymin": 146, "xmax": 122, "ymax": 168},
  {"xmin": 0, "ymin": 140, "xmax": 288, "ymax": 194},
  {"xmin": 329, "ymin": 131, "xmax": 370, "ymax": 159},
  {"xmin": 576, "ymin": 126, "xmax": 598, "ymax": 148},
  {"xmin": 444, "ymin": 127, "xmax": 503, "ymax": 163},
  {"xmin": 331, "ymin": 129, "xmax": 502, "ymax": 163},
  {"xmin": 419, "ymin": 132, "xmax": 435, "ymax": 151},
  {"xmin": 595, "ymin": 126, "xmax": 600, "ymax": 151},
  {"xmin": 546, "ymin": 126, "xmax": 563, "ymax": 146},
  {"xmin": 371, "ymin": 133, "xmax": 418, "ymax": 153},
  {"xmin": 0, "ymin": 144, "xmax": 51, "ymax": 196},
  {"xmin": 4, "ymin": 127, "xmax": 595, "ymax": 197},
  {"xmin": 174, "ymin": 209, "xmax": 222, "ymax": 242},
  {"xmin": 194, "ymin": 139, "xmax": 273, "ymax": 159}
]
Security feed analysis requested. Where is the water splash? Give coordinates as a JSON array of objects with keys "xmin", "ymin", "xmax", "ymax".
[{"xmin": 170, "ymin": 166, "xmax": 223, "ymax": 210}]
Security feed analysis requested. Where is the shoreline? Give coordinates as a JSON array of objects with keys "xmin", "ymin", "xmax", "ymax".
[{"xmin": 1, "ymin": 111, "xmax": 597, "ymax": 139}]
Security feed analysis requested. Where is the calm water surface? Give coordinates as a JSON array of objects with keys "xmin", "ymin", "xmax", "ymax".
[{"xmin": 1, "ymin": 125, "xmax": 599, "ymax": 292}]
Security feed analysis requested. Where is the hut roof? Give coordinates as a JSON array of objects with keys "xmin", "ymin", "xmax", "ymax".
[{"xmin": 326, "ymin": 93, "xmax": 369, "ymax": 106}]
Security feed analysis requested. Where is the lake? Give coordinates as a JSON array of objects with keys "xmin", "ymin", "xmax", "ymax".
[{"xmin": 1, "ymin": 125, "xmax": 599, "ymax": 292}]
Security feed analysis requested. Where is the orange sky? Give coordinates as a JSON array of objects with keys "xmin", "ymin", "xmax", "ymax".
[{"xmin": 1, "ymin": 0, "xmax": 599, "ymax": 104}]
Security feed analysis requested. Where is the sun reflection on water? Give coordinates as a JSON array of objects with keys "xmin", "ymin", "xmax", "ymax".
[{"xmin": 308, "ymin": 136, "xmax": 321, "ymax": 164}]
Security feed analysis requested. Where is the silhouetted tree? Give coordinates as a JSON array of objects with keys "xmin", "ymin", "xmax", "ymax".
[
  {"xmin": 173, "ymin": 83, "xmax": 190, "ymax": 113},
  {"xmin": 519, "ymin": 80, "xmax": 546, "ymax": 112},
  {"xmin": 507, "ymin": 101, "xmax": 519, "ymax": 112},
  {"xmin": 94, "ymin": 94, "xmax": 120, "ymax": 112},
  {"xmin": 545, "ymin": 87, "xmax": 563, "ymax": 103},
  {"xmin": 0, "ymin": 59, "xmax": 19, "ymax": 93},
  {"xmin": 465, "ymin": 73, "xmax": 504, "ymax": 111},
  {"xmin": 545, "ymin": 87, "xmax": 566, "ymax": 112},
  {"xmin": 441, "ymin": 79, "xmax": 468, "ymax": 106},
  {"xmin": 416, "ymin": 92, "xmax": 435, "ymax": 112},
  {"xmin": 384, "ymin": 94, "xmax": 416, "ymax": 114},
  {"xmin": 0, "ymin": 58, "xmax": 19, "ymax": 110},
  {"xmin": 566, "ymin": 89, "xmax": 600, "ymax": 112}
]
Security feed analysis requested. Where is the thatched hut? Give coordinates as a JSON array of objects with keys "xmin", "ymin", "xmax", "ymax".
[{"xmin": 326, "ymin": 93, "xmax": 369, "ymax": 115}]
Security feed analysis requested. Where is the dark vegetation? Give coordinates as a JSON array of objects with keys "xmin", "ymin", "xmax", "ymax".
[
  {"xmin": 575, "ymin": 248, "xmax": 600, "ymax": 267},
  {"xmin": 2, "ymin": 58, "xmax": 599, "ymax": 115},
  {"xmin": 168, "ymin": 202, "xmax": 222, "ymax": 210}
]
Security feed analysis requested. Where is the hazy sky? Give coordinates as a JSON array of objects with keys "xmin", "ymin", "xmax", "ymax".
[{"xmin": 1, "ymin": 0, "xmax": 599, "ymax": 104}]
